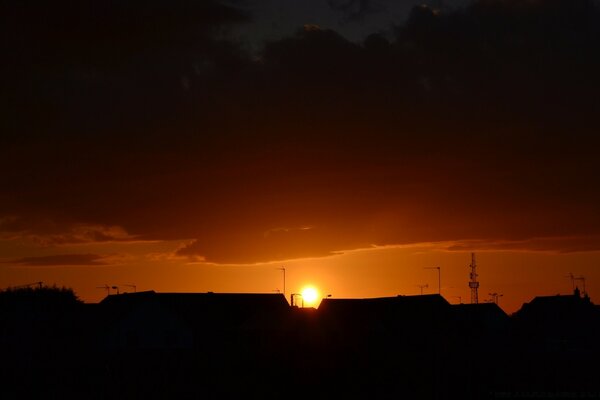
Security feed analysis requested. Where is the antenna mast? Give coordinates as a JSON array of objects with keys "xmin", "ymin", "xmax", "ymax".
[
  {"xmin": 566, "ymin": 272, "xmax": 576, "ymax": 292},
  {"xmin": 469, "ymin": 253, "xmax": 480, "ymax": 304}
]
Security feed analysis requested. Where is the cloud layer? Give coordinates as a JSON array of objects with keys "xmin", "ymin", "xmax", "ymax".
[{"xmin": 2, "ymin": 0, "xmax": 600, "ymax": 263}]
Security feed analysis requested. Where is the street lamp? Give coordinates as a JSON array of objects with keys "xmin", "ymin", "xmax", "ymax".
[
  {"xmin": 425, "ymin": 266, "xmax": 441, "ymax": 295},
  {"xmin": 277, "ymin": 267, "xmax": 286, "ymax": 297}
]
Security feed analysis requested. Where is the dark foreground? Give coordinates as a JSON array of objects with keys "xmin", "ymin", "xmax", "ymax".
[{"xmin": 1, "ymin": 289, "xmax": 599, "ymax": 399}]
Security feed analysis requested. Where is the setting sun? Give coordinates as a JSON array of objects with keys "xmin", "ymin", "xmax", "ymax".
[{"xmin": 301, "ymin": 286, "xmax": 319, "ymax": 306}]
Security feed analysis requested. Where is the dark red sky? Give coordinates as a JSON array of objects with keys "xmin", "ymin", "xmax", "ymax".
[{"xmin": 2, "ymin": 0, "xmax": 600, "ymax": 309}]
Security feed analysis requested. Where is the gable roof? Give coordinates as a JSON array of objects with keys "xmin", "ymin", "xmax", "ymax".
[{"xmin": 452, "ymin": 302, "xmax": 509, "ymax": 319}]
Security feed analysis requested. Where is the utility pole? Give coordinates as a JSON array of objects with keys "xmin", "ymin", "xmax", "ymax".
[
  {"xmin": 469, "ymin": 253, "xmax": 480, "ymax": 304},
  {"xmin": 417, "ymin": 284, "xmax": 428, "ymax": 295},
  {"xmin": 425, "ymin": 266, "xmax": 441, "ymax": 295}
]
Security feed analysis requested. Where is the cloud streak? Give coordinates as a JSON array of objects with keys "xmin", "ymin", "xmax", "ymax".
[
  {"xmin": 442, "ymin": 236, "xmax": 600, "ymax": 254},
  {"xmin": 0, "ymin": 217, "xmax": 137, "ymax": 245},
  {"xmin": 6, "ymin": 254, "xmax": 112, "ymax": 267}
]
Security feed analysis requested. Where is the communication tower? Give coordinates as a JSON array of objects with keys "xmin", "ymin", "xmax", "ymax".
[{"xmin": 469, "ymin": 253, "xmax": 480, "ymax": 304}]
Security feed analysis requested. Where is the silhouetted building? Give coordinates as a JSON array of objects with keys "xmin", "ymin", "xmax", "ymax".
[
  {"xmin": 3, "ymin": 287, "xmax": 600, "ymax": 399},
  {"xmin": 512, "ymin": 288, "xmax": 600, "ymax": 353},
  {"xmin": 452, "ymin": 302, "xmax": 510, "ymax": 340},
  {"xmin": 98, "ymin": 291, "xmax": 290, "ymax": 351}
]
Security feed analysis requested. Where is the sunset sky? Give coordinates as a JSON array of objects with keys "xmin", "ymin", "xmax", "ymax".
[{"xmin": 2, "ymin": 0, "xmax": 600, "ymax": 313}]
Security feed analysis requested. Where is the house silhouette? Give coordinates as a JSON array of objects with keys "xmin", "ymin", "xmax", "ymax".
[{"xmin": 2, "ymin": 287, "xmax": 600, "ymax": 398}]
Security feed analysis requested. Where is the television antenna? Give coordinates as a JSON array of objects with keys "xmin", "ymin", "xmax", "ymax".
[
  {"xmin": 566, "ymin": 272, "xmax": 576, "ymax": 291},
  {"xmin": 574, "ymin": 276, "xmax": 586, "ymax": 296},
  {"xmin": 122, "ymin": 284, "xmax": 136, "ymax": 293},
  {"xmin": 488, "ymin": 292, "xmax": 503, "ymax": 305},
  {"xmin": 96, "ymin": 284, "xmax": 110, "ymax": 296}
]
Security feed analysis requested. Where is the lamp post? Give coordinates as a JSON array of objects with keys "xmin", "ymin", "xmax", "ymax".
[
  {"xmin": 425, "ymin": 266, "xmax": 441, "ymax": 295},
  {"xmin": 277, "ymin": 267, "xmax": 286, "ymax": 298}
]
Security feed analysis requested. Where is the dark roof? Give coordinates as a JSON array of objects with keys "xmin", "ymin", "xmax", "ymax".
[
  {"xmin": 100, "ymin": 291, "xmax": 288, "ymax": 307},
  {"xmin": 317, "ymin": 294, "xmax": 452, "ymax": 333},
  {"xmin": 452, "ymin": 303, "xmax": 510, "ymax": 333},
  {"xmin": 99, "ymin": 290, "xmax": 156, "ymax": 305},
  {"xmin": 512, "ymin": 292, "xmax": 599, "ymax": 330},
  {"xmin": 452, "ymin": 302, "xmax": 509, "ymax": 318},
  {"xmin": 99, "ymin": 291, "xmax": 290, "ymax": 330},
  {"xmin": 155, "ymin": 292, "xmax": 288, "ymax": 309},
  {"xmin": 318, "ymin": 294, "xmax": 450, "ymax": 313},
  {"xmin": 514, "ymin": 293, "xmax": 594, "ymax": 316}
]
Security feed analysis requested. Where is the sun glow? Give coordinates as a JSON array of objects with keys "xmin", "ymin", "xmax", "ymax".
[{"xmin": 301, "ymin": 286, "xmax": 319, "ymax": 306}]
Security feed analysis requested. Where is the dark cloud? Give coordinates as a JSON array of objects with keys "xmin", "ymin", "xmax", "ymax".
[
  {"xmin": 6, "ymin": 254, "xmax": 111, "ymax": 267},
  {"xmin": 3, "ymin": 0, "xmax": 250, "ymax": 138},
  {"xmin": 0, "ymin": 216, "xmax": 135, "ymax": 245},
  {"xmin": 328, "ymin": 0, "xmax": 381, "ymax": 22},
  {"xmin": 2, "ymin": 0, "xmax": 600, "ymax": 263},
  {"xmin": 2, "ymin": 0, "xmax": 247, "ymax": 67}
]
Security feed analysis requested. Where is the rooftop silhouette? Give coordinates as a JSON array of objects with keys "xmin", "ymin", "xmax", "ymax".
[{"xmin": 1, "ymin": 285, "xmax": 599, "ymax": 398}]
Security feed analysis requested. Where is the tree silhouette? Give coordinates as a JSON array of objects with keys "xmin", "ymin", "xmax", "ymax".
[{"xmin": 0, "ymin": 284, "xmax": 82, "ymax": 307}]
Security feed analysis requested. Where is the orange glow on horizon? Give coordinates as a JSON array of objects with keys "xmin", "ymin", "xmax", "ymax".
[{"xmin": 1, "ymin": 238, "xmax": 600, "ymax": 314}]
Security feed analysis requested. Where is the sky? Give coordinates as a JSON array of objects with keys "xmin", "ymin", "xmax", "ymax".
[{"xmin": 2, "ymin": 0, "xmax": 600, "ymax": 313}]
